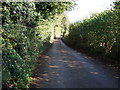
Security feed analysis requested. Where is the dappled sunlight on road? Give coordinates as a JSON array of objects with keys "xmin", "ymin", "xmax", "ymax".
[
  {"xmin": 49, "ymin": 65, "xmax": 59, "ymax": 68},
  {"xmin": 44, "ymin": 56, "xmax": 50, "ymax": 59},
  {"xmin": 30, "ymin": 39, "xmax": 118, "ymax": 88},
  {"xmin": 90, "ymin": 72, "xmax": 99, "ymax": 75}
]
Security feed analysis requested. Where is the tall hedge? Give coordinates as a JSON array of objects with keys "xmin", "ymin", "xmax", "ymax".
[
  {"xmin": 64, "ymin": 1, "xmax": 120, "ymax": 66},
  {"xmin": 2, "ymin": 2, "xmax": 72, "ymax": 88}
]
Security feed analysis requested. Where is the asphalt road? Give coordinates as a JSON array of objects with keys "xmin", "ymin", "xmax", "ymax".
[{"xmin": 30, "ymin": 38, "xmax": 119, "ymax": 88}]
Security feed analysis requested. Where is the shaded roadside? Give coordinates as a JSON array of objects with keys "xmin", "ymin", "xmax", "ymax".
[{"xmin": 30, "ymin": 38, "xmax": 118, "ymax": 88}]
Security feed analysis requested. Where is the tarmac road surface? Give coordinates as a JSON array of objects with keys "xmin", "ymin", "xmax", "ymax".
[{"xmin": 30, "ymin": 38, "xmax": 118, "ymax": 88}]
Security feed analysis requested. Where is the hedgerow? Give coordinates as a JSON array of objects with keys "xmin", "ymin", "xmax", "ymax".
[
  {"xmin": 2, "ymin": 2, "xmax": 72, "ymax": 88},
  {"xmin": 64, "ymin": 1, "xmax": 120, "ymax": 66}
]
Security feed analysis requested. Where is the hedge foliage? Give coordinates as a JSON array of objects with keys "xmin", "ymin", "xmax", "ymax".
[
  {"xmin": 64, "ymin": 1, "xmax": 120, "ymax": 66},
  {"xmin": 2, "ymin": 2, "xmax": 72, "ymax": 88}
]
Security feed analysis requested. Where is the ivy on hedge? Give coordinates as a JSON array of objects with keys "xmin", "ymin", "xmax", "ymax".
[{"xmin": 2, "ymin": 2, "xmax": 72, "ymax": 88}]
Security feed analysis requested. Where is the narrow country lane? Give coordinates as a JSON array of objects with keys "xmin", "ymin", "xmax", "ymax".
[{"xmin": 30, "ymin": 38, "xmax": 118, "ymax": 88}]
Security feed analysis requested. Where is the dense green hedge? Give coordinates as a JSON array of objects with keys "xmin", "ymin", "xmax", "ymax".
[
  {"xmin": 2, "ymin": 24, "xmax": 31, "ymax": 88},
  {"xmin": 64, "ymin": 1, "xmax": 120, "ymax": 66},
  {"xmin": 2, "ymin": 24, "xmax": 49, "ymax": 88},
  {"xmin": 2, "ymin": 2, "xmax": 72, "ymax": 88}
]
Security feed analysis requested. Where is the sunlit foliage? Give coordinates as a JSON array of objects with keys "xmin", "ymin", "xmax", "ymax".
[
  {"xmin": 64, "ymin": 1, "xmax": 120, "ymax": 66},
  {"xmin": 2, "ymin": 2, "xmax": 72, "ymax": 88}
]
